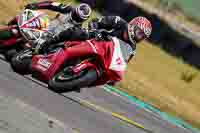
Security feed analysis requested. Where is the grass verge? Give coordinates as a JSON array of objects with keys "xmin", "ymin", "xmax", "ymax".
[{"xmin": 118, "ymin": 41, "xmax": 200, "ymax": 129}]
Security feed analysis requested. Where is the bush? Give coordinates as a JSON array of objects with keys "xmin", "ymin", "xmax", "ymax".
[{"xmin": 181, "ymin": 70, "xmax": 197, "ymax": 83}]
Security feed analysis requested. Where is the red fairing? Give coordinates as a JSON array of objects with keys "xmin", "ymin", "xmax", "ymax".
[
  {"xmin": 72, "ymin": 60, "xmax": 99, "ymax": 76},
  {"xmin": 32, "ymin": 48, "xmax": 66, "ymax": 81},
  {"xmin": 89, "ymin": 39, "xmax": 127, "ymax": 85},
  {"xmin": 32, "ymin": 38, "xmax": 128, "ymax": 84}
]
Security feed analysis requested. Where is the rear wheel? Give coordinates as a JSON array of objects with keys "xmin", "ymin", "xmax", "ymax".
[
  {"xmin": 48, "ymin": 67, "xmax": 98, "ymax": 93},
  {"xmin": 10, "ymin": 49, "xmax": 32, "ymax": 75}
]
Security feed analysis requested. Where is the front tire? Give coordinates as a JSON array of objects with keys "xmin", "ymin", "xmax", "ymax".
[
  {"xmin": 48, "ymin": 67, "xmax": 98, "ymax": 93},
  {"xmin": 5, "ymin": 49, "xmax": 18, "ymax": 61},
  {"xmin": 10, "ymin": 49, "xmax": 32, "ymax": 75}
]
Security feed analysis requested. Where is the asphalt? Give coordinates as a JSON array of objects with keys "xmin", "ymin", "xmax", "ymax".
[{"xmin": 0, "ymin": 58, "xmax": 196, "ymax": 133}]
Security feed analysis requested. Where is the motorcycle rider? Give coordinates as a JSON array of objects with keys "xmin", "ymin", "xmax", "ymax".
[{"xmin": 32, "ymin": 15, "xmax": 152, "ymax": 88}]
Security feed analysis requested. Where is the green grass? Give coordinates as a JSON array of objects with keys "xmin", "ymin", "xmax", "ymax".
[
  {"xmin": 0, "ymin": 0, "xmax": 200, "ymax": 130},
  {"xmin": 160, "ymin": 0, "xmax": 200, "ymax": 22},
  {"xmin": 141, "ymin": 0, "xmax": 200, "ymax": 24}
]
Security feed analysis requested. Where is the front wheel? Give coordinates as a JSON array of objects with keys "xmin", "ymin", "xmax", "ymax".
[
  {"xmin": 10, "ymin": 49, "xmax": 32, "ymax": 75},
  {"xmin": 5, "ymin": 49, "xmax": 18, "ymax": 61},
  {"xmin": 48, "ymin": 67, "xmax": 98, "ymax": 93}
]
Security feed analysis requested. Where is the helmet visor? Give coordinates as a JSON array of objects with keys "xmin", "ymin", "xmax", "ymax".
[
  {"xmin": 128, "ymin": 25, "xmax": 146, "ymax": 43},
  {"xmin": 134, "ymin": 26, "xmax": 146, "ymax": 42}
]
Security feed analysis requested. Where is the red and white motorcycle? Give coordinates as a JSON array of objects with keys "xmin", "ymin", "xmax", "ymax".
[{"xmin": 11, "ymin": 29, "xmax": 132, "ymax": 93}]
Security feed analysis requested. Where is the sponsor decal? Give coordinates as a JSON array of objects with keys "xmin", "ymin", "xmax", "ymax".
[{"xmin": 37, "ymin": 59, "xmax": 52, "ymax": 69}]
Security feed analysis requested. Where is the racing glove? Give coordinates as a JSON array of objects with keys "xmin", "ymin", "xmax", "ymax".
[
  {"xmin": 89, "ymin": 29, "xmax": 111, "ymax": 41},
  {"xmin": 88, "ymin": 30, "xmax": 103, "ymax": 40}
]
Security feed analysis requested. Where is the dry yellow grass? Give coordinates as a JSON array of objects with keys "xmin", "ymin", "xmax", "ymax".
[
  {"xmin": 118, "ymin": 41, "xmax": 200, "ymax": 128},
  {"xmin": 0, "ymin": 0, "xmax": 200, "ymax": 129}
]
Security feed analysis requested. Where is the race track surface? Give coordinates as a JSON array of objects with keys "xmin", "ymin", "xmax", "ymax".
[{"xmin": 0, "ymin": 59, "xmax": 195, "ymax": 133}]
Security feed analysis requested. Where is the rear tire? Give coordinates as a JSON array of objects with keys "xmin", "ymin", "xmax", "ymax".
[
  {"xmin": 48, "ymin": 67, "xmax": 98, "ymax": 93},
  {"xmin": 10, "ymin": 49, "xmax": 32, "ymax": 75}
]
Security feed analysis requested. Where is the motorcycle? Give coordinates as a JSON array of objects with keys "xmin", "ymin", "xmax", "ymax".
[
  {"xmin": 10, "ymin": 29, "xmax": 106, "ymax": 74},
  {"xmin": 11, "ymin": 40, "xmax": 103, "ymax": 92},
  {"xmin": 0, "ymin": 9, "xmax": 50, "ymax": 61},
  {"xmin": 11, "ymin": 29, "xmax": 129, "ymax": 93}
]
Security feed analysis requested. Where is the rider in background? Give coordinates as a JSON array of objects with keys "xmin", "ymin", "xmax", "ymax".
[
  {"xmin": 24, "ymin": 1, "xmax": 92, "ymax": 35},
  {"xmin": 24, "ymin": 1, "xmax": 92, "ymax": 50},
  {"xmin": 33, "ymin": 15, "xmax": 152, "ymax": 86},
  {"xmin": 0, "ymin": 1, "xmax": 92, "ymax": 47}
]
